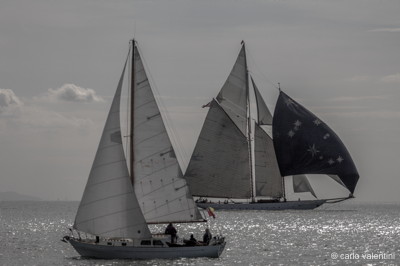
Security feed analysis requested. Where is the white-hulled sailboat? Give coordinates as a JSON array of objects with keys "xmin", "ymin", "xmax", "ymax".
[
  {"xmin": 184, "ymin": 41, "xmax": 359, "ymax": 210},
  {"xmin": 63, "ymin": 40, "xmax": 226, "ymax": 259}
]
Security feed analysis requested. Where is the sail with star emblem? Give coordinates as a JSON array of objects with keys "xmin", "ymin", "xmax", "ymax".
[{"xmin": 272, "ymin": 91, "xmax": 359, "ymax": 194}]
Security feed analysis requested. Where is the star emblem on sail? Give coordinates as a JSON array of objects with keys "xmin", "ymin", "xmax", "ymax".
[
  {"xmin": 307, "ymin": 144, "xmax": 320, "ymax": 157},
  {"xmin": 285, "ymin": 98, "xmax": 295, "ymax": 106},
  {"xmin": 294, "ymin": 120, "xmax": 302, "ymax": 127},
  {"xmin": 313, "ymin": 119, "xmax": 321, "ymax": 126}
]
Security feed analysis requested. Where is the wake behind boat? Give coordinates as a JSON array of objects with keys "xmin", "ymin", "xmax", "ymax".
[
  {"xmin": 184, "ymin": 41, "xmax": 359, "ymax": 210},
  {"xmin": 63, "ymin": 39, "xmax": 225, "ymax": 259}
]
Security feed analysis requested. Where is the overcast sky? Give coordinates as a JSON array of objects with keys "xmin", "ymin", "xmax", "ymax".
[{"xmin": 0, "ymin": 0, "xmax": 399, "ymax": 202}]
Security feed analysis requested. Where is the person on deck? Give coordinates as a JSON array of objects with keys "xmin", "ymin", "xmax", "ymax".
[
  {"xmin": 165, "ymin": 223, "xmax": 177, "ymax": 243},
  {"xmin": 186, "ymin": 234, "xmax": 198, "ymax": 246},
  {"xmin": 203, "ymin": 228, "xmax": 212, "ymax": 245}
]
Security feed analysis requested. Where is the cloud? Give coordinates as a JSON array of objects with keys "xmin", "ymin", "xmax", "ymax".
[
  {"xmin": 381, "ymin": 73, "xmax": 400, "ymax": 84},
  {"xmin": 348, "ymin": 75, "xmax": 370, "ymax": 82},
  {"xmin": 327, "ymin": 95, "xmax": 389, "ymax": 102},
  {"xmin": 325, "ymin": 110, "xmax": 400, "ymax": 119},
  {"xmin": 44, "ymin": 84, "xmax": 104, "ymax": 103},
  {"xmin": 0, "ymin": 88, "xmax": 23, "ymax": 113},
  {"xmin": 0, "ymin": 87, "xmax": 95, "ymax": 132},
  {"xmin": 370, "ymin": 28, "xmax": 400, "ymax": 33}
]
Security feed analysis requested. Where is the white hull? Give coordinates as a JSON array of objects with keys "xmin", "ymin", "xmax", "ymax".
[
  {"xmin": 69, "ymin": 238, "xmax": 226, "ymax": 259},
  {"xmin": 197, "ymin": 200, "xmax": 326, "ymax": 210}
]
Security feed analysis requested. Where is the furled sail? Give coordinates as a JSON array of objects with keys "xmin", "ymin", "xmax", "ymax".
[
  {"xmin": 216, "ymin": 44, "xmax": 248, "ymax": 135},
  {"xmin": 73, "ymin": 55, "xmax": 151, "ymax": 239},
  {"xmin": 292, "ymin": 175, "xmax": 317, "ymax": 198},
  {"xmin": 132, "ymin": 44, "xmax": 203, "ymax": 223},
  {"xmin": 272, "ymin": 91, "xmax": 359, "ymax": 194},
  {"xmin": 254, "ymin": 124, "xmax": 283, "ymax": 198},
  {"xmin": 184, "ymin": 99, "xmax": 251, "ymax": 198},
  {"xmin": 252, "ymin": 77, "xmax": 273, "ymax": 125}
]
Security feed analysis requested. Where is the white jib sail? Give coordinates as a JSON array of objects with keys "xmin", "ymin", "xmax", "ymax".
[
  {"xmin": 73, "ymin": 55, "xmax": 151, "ymax": 239},
  {"xmin": 132, "ymin": 44, "xmax": 203, "ymax": 223}
]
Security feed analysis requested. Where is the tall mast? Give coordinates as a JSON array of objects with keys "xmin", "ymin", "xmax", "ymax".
[
  {"xmin": 277, "ymin": 83, "xmax": 286, "ymax": 201},
  {"xmin": 130, "ymin": 39, "xmax": 135, "ymax": 184},
  {"xmin": 243, "ymin": 41, "xmax": 255, "ymax": 203}
]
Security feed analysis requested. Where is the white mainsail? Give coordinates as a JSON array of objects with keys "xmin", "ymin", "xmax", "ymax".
[
  {"xmin": 132, "ymin": 44, "xmax": 203, "ymax": 223},
  {"xmin": 185, "ymin": 99, "xmax": 251, "ymax": 198},
  {"xmin": 73, "ymin": 55, "xmax": 151, "ymax": 239}
]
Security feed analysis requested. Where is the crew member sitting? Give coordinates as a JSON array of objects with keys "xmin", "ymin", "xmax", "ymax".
[{"xmin": 185, "ymin": 234, "xmax": 198, "ymax": 246}]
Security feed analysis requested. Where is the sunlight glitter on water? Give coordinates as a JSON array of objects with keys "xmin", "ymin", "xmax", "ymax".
[{"xmin": 1, "ymin": 201, "xmax": 399, "ymax": 265}]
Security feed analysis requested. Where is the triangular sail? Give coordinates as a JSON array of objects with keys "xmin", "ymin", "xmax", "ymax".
[
  {"xmin": 73, "ymin": 55, "xmax": 151, "ymax": 239},
  {"xmin": 184, "ymin": 99, "xmax": 251, "ymax": 198},
  {"xmin": 254, "ymin": 124, "xmax": 283, "ymax": 198},
  {"xmin": 132, "ymin": 44, "xmax": 203, "ymax": 223},
  {"xmin": 328, "ymin": 174, "xmax": 347, "ymax": 188},
  {"xmin": 292, "ymin": 175, "xmax": 317, "ymax": 198},
  {"xmin": 272, "ymin": 91, "xmax": 359, "ymax": 194},
  {"xmin": 216, "ymin": 44, "xmax": 248, "ymax": 135},
  {"xmin": 252, "ymin": 77, "xmax": 273, "ymax": 125}
]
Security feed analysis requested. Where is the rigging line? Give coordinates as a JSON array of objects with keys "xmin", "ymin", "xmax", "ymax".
[
  {"xmin": 135, "ymin": 44, "xmax": 189, "ymax": 170},
  {"xmin": 125, "ymin": 43, "xmax": 132, "ymax": 162},
  {"xmin": 246, "ymin": 48, "xmax": 280, "ymax": 91}
]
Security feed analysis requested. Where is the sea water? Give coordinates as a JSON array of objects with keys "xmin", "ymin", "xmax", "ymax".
[{"xmin": 0, "ymin": 201, "xmax": 399, "ymax": 266}]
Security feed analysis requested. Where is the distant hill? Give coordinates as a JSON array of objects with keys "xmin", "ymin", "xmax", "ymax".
[{"xmin": 0, "ymin": 191, "xmax": 42, "ymax": 201}]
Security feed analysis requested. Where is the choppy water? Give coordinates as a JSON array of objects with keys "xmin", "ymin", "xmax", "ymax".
[{"xmin": 0, "ymin": 201, "xmax": 399, "ymax": 265}]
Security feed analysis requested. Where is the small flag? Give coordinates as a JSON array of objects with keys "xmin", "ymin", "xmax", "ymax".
[
  {"xmin": 207, "ymin": 207, "xmax": 216, "ymax": 219},
  {"xmin": 202, "ymin": 101, "xmax": 211, "ymax": 108}
]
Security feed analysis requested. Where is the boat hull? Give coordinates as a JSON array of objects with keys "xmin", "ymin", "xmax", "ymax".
[
  {"xmin": 69, "ymin": 239, "xmax": 226, "ymax": 259},
  {"xmin": 197, "ymin": 200, "xmax": 326, "ymax": 210}
]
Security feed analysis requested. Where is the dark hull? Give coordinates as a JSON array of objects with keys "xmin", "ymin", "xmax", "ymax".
[{"xmin": 197, "ymin": 200, "xmax": 326, "ymax": 210}]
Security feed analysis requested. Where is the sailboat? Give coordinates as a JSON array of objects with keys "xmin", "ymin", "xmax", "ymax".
[
  {"xmin": 184, "ymin": 41, "xmax": 359, "ymax": 210},
  {"xmin": 63, "ymin": 40, "xmax": 226, "ymax": 259}
]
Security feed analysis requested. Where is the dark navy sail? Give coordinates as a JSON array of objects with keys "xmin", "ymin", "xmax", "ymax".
[{"xmin": 272, "ymin": 91, "xmax": 359, "ymax": 194}]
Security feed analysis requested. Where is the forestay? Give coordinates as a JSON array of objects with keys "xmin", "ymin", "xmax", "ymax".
[
  {"xmin": 185, "ymin": 99, "xmax": 251, "ymax": 198},
  {"xmin": 132, "ymin": 45, "xmax": 203, "ymax": 223},
  {"xmin": 73, "ymin": 56, "xmax": 151, "ymax": 239}
]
